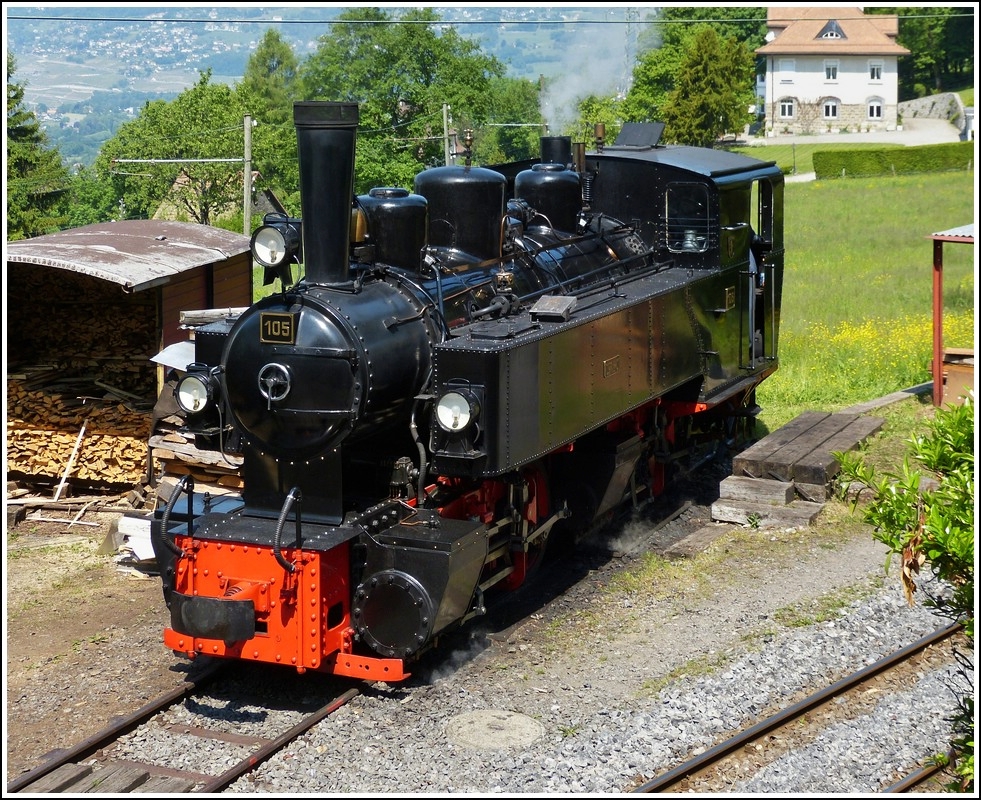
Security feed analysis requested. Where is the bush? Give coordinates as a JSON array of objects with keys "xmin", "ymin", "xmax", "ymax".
[
  {"xmin": 813, "ymin": 141, "xmax": 975, "ymax": 179},
  {"xmin": 835, "ymin": 394, "xmax": 974, "ymax": 792}
]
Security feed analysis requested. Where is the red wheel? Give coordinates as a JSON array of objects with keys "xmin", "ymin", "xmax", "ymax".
[{"xmin": 500, "ymin": 465, "xmax": 550, "ymax": 591}]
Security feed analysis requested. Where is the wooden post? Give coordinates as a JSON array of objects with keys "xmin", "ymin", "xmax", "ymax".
[{"xmin": 54, "ymin": 400, "xmax": 93, "ymax": 501}]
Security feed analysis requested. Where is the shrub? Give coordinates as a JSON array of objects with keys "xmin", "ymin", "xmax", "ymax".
[
  {"xmin": 813, "ymin": 141, "xmax": 975, "ymax": 179},
  {"xmin": 834, "ymin": 394, "xmax": 974, "ymax": 792}
]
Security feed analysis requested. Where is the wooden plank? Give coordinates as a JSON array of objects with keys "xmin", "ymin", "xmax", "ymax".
[
  {"xmin": 791, "ymin": 416, "xmax": 886, "ymax": 485},
  {"xmin": 719, "ymin": 476, "xmax": 795, "ymax": 504},
  {"xmin": 659, "ymin": 525, "xmax": 733, "ymax": 559},
  {"xmin": 710, "ymin": 498, "xmax": 824, "ymax": 528},
  {"xmin": 133, "ymin": 774, "xmax": 198, "ymax": 793},
  {"xmin": 77, "ymin": 763, "xmax": 150, "ymax": 793},
  {"xmin": 15, "ymin": 763, "xmax": 94, "ymax": 793},
  {"xmin": 761, "ymin": 414, "xmax": 859, "ymax": 481},
  {"xmin": 794, "ymin": 481, "xmax": 829, "ymax": 502},
  {"xmin": 731, "ymin": 411, "xmax": 830, "ymax": 477}
]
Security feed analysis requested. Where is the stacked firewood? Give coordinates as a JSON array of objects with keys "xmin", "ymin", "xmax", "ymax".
[
  {"xmin": 6, "ymin": 377, "xmax": 151, "ymax": 488},
  {"xmin": 149, "ymin": 415, "xmax": 244, "ymax": 505},
  {"xmin": 6, "ymin": 265, "xmax": 159, "ymax": 493}
]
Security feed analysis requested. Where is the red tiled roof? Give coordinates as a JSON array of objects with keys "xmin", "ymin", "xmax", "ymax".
[{"xmin": 757, "ymin": 7, "xmax": 909, "ymax": 56}]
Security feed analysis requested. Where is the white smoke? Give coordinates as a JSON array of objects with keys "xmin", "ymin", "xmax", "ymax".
[{"xmin": 539, "ymin": 10, "xmax": 646, "ymax": 137}]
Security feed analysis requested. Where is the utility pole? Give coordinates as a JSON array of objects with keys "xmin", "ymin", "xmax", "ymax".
[
  {"xmin": 243, "ymin": 114, "xmax": 253, "ymax": 236},
  {"xmin": 112, "ymin": 116, "xmax": 256, "ymax": 231},
  {"xmin": 443, "ymin": 104, "xmax": 451, "ymax": 166}
]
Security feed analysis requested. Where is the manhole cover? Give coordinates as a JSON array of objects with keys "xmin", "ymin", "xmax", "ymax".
[{"xmin": 445, "ymin": 709, "xmax": 544, "ymax": 750}]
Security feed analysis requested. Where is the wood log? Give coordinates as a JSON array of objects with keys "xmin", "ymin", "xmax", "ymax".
[{"xmin": 179, "ymin": 307, "xmax": 247, "ymax": 326}]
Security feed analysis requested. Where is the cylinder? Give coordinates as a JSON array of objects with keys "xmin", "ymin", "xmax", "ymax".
[
  {"xmin": 515, "ymin": 164, "xmax": 582, "ymax": 233},
  {"xmin": 414, "ymin": 165, "xmax": 506, "ymax": 261},
  {"xmin": 357, "ymin": 187, "xmax": 429, "ymax": 271},
  {"xmin": 540, "ymin": 135, "xmax": 572, "ymax": 167}
]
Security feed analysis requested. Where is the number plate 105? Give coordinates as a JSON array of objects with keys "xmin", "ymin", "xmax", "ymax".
[{"xmin": 260, "ymin": 312, "xmax": 296, "ymax": 344}]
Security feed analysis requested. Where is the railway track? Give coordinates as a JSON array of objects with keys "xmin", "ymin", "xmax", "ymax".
[
  {"xmin": 6, "ymin": 661, "xmax": 361, "ymax": 794},
  {"xmin": 628, "ymin": 623, "xmax": 963, "ymax": 794}
]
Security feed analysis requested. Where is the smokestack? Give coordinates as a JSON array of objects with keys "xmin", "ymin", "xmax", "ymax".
[
  {"xmin": 294, "ymin": 102, "xmax": 359, "ymax": 285},
  {"xmin": 540, "ymin": 136, "xmax": 572, "ymax": 167}
]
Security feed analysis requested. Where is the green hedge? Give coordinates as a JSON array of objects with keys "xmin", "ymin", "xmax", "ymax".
[{"xmin": 812, "ymin": 141, "xmax": 975, "ymax": 179}]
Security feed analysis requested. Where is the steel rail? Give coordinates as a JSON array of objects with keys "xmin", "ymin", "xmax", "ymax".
[
  {"xmin": 631, "ymin": 622, "xmax": 962, "ymax": 793},
  {"xmin": 883, "ymin": 748, "xmax": 957, "ymax": 793},
  {"xmin": 195, "ymin": 687, "xmax": 361, "ymax": 793},
  {"xmin": 6, "ymin": 660, "xmax": 225, "ymax": 794}
]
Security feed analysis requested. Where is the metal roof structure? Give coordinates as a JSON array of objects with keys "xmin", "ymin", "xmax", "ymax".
[
  {"xmin": 5, "ymin": 219, "xmax": 251, "ymax": 293},
  {"xmin": 930, "ymin": 224, "xmax": 974, "ymax": 243},
  {"xmin": 927, "ymin": 223, "xmax": 975, "ymax": 407}
]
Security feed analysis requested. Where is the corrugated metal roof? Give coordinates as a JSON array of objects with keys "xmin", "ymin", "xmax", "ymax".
[
  {"xmin": 930, "ymin": 224, "xmax": 974, "ymax": 242},
  {"xmin": 5, "ymin": 220, "xmax": 251, "ymax": 293}
]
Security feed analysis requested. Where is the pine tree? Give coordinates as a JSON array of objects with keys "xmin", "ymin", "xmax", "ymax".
[{"xmin": 6, "ymin": 54, "xmax": 70, "ymax": 239}]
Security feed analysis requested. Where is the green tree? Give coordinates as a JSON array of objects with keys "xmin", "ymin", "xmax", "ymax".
[
  {"xmin": 297, "ymin": 6, "xmax": 507, "ymax": 192},
  {"xmin": 570, "ymin": 94, "xmax": 624, "ymax": 147},
  {"xmin": 240, "ymin": 28, "xmax": 298, "ymax": 119},
  {"xmin": 62, "ymin": 165, "xmax": 119, "ymax": 228},
  {"xmin": 869, "ymin": 6, "xmax": 975, "ymax": 97},
  {"xmin": 660, "ymin": 27, "xmax": 756, "ymax": 146},
  {"xmin": 97, "ymin": 71, "xmax": 253, "ymax": 225},
  {"xmin": 621, "ymin": 41, "xmax": 684, "ymax": 124},
  {"xmin": 237, "ymin": 29, "xmax": 301, "ymax": 216},
  {"xmin": 643, "ymin": 6, "xmax": 768, "ymax": 51},
  {"xmin": 6, "ymin": 54, "xmax": 69, "ymax": 239},
  {"xmin": 625, "ymin": 8, "xmax": 766, "ymax": 128},
  {"xmin": 479, "ymin": 75, "xmax": 544, "ymax": 165}
]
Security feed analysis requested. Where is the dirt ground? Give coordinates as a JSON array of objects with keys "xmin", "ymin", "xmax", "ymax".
[{"xmin": 4, "ymin": 509, "xmax": 196, "ymax": 783}]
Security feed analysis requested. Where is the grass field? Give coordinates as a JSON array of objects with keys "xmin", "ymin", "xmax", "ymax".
[{"xmin": 756, "ymin": 169, "xmax": 976, "ymax": 431}]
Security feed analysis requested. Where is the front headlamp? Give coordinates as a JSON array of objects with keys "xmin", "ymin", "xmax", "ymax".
[
  {"xmin": 251, "ymin": 219, "xmax": 301, "ymax": 269},
  {"xmin": 175, "ymin": 369, "xmax": 215, "ymax": 415},
  {"xmin": 436, "ymin": 390, "xmax": 480, "ymax": 432}
]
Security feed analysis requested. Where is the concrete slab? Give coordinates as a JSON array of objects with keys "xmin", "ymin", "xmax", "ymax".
[{"xmin": 445, "ymin": 709, "xmax": 544, "ymax": 750}]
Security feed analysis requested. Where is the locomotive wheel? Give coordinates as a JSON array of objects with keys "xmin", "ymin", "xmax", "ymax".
[
  {"xmin": 500, "ymin": 538, "xmax": 549, "ymax": 592},
  {"xmin": 500, "ymin": 464, "xmax": 551, "ymax": 591}
]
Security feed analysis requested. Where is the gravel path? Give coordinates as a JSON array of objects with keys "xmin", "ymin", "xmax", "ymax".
[{"xmin": 211, "ymin": 523, "xmax": 968, "ymax": 794}]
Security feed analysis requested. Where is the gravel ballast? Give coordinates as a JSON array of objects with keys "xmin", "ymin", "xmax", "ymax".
[{"xmin": 220, "ymin": 566, "xmax": 967, "ymax": 794}]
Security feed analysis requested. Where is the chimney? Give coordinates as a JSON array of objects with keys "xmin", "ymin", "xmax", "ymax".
[{"xmin": 294, "ymin": 101, "xmax": 359, "ymax": 285}]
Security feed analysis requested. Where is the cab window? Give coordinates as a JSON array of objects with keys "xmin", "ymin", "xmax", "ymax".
[{"xmin": 666, "ymin": 183, "xmax": 710, "ymax": 253}]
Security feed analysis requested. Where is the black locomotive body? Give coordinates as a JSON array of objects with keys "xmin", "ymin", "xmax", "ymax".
[{"xmin": 152, "ymin": 102, "xmax": 785, "ymax": 681}]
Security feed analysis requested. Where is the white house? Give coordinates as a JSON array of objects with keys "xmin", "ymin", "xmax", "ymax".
[{"xmin": 756, "ymin": 7, "xmax": 910, "ymax": 135}]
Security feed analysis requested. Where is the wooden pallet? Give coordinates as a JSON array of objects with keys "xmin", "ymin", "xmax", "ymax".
[
  {"xmin": 712, "ymin": 411, "xmax": 885, "ymax": 528},
  {"xmin": 14, "ymin": 761, "xmax": 198, "ymax": 794}
]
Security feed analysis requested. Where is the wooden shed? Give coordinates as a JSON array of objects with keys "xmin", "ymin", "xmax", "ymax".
[
  {"xmin": 927, "ymin": 224, "xmax": 975, "ymax": 408},
  {"xmin": 5, "ymin": 220, "xmax": 252, "ymax": 494}
]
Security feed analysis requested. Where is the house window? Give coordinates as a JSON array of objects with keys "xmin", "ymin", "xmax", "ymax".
[
  {"xmin": 823, "ymin": 99, "xmax": 839, "ymax": 120},
  {"xmin": 779, "ymin": 99, "xmax": 795, "ymax": 119},
  {"xmin": 869, "ymin": 61, "xmax": 883, "ymax": 82},
  {"xmin": 824, "ymin": 61, "xmax": 839, "ymax": 81},
  {"xmin": 817, "ymin": 20, "xmax": 847, "ymax": 40},
  {"xmin": 868, "ymin": 99, "xmax": 883, "ymax": 119},
  {"xmin": 779, "ymin": 59, "xmax": 795, "ymax": 84}
]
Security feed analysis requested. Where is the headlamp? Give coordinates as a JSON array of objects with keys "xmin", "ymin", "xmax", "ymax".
[
  {"xmin": 175, "ymin": 369, "xmax": 216, "ymax": 415},
  {"xmin": 436, "ymin": 391, "xmax": 480, "ymax": 432},
  {"xmin": 251, "ymin": 219, "xmax": 301, "ymax": 269}
]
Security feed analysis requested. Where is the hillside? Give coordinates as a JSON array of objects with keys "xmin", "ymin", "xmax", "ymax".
[{"xmin": 5, "ymin": 5, "xmax": 642, "ymax": 167}]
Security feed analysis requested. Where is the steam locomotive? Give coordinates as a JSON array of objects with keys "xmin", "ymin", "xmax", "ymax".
[{"xmin": 151, "ymin": 101, "xmax": 785, "ymax": 682}]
